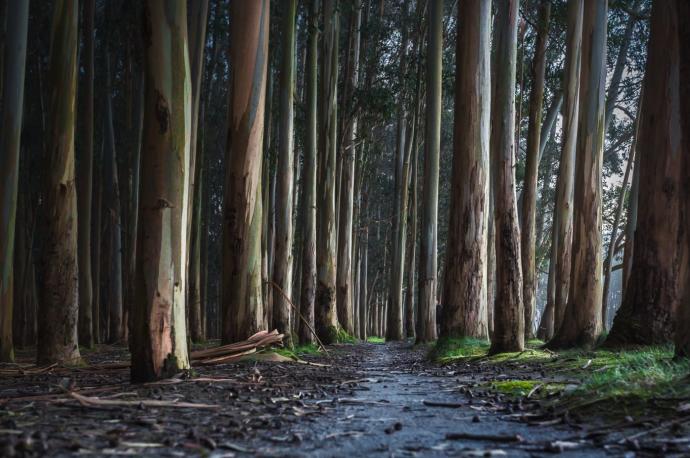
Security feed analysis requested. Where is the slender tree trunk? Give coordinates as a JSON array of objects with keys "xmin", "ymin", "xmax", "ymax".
[
  {"xmin": 416, "ymin": 0, "xmax": 442, "ymax": 343},
  {"xmin": 92, "ymin": 144, "xmax": 103, "ymax": 344},
  {"xmin": 221, "ymin": 0, "xmax": 268, "ymax": 344},
  {"xmin": 520, "ymin": 0, "xmax": 551, "ymax": 340},
  {"xmin": 130, "ymin": 0, "xmax": 192, "ymax": 382},
  {"xmin": 76, "ymin": 0, "xmax": 94, "ymax": 349},
  {"xmin": 489, "ymin": 0, "xmax": 524, "ymax": 354},
  {"xmin": 187, "ymin": 0, "xmax": 209, "ymax": 344},
  {"xmin": 261, "ymin": 70, "xmax": 274, "ymax": 321},
  {"xmin": 622, "ymin": 144, "xmax": 641, "ymax": 289},
  {"xmin": 337, "ymin": 0, "xmax": 362, "ymax": 337},
  {"xmin": 38, "ymin": 0, "xmax": 81, "ymax": 365},
  {"xmin": 549, "ymin": 0, "xmax": 607, "ymax": 349},
  {"xmin": 603, "ymin": 0, "xmax": 641, "ymax": 135},
  {"xmin": 104, "ymin": 52, "xmax": 124, "ymax": 344},
  {"xmin": 606, "ymin": 0, "xmax": 681, "ymax": 347},
  {"xmin": 440, "ymin": 0, "xmax": 490, "ymax": 341},
  {"xmin": 299, "ymin": 0, "xmax": 319, "ymax": 346},
  {"xmin": 359, "ymin": 190, "xmax": 369, "ymax": 340},
  {"xmin": 387, "ymin": 0, "xmax": 410, "ymax": 342},
  {"xmin": 0, "ymin": 0, "xmax": 29, "ymax": 362},
  {"xmin": 274, "ymin": 0, "xmax": 297, "ymax": 344},
  {"xmin": 405, "ymin": 104, "xmax": 420, "ymax": 339},
  {"xmin": 601, "ymin": 110, "xmax": 638, "ymax": 328},
  {"xmin": 316, "ymin": 0, "xmax": 340, "ymax": 343},
  {"xmin": 553, "ymin": 0, "xmax": 582, "ymax": 335},
  {"xmin": 674, "ymin": 0, "xmax": 690, "ymax": 359}
]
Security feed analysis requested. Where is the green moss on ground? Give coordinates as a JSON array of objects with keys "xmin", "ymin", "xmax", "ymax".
[
  {"xmin": 432, "ymin": 337, "xmax": 690, "ymax": 416},
  {"xmin": 273, "ymin": 344, "xmax": 321, "ymax": 359},
  {"xmin": 336, "ymin": 328, "xmax": 357, "ymax": 344},
  {"xmin": 367, "ymin": 336, "xmax": 385, "ymax": 344}
]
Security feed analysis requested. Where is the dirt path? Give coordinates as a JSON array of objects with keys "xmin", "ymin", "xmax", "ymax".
[{"xmin": 273, "ymin": 342, "xmax": 605, "ymax": 457}]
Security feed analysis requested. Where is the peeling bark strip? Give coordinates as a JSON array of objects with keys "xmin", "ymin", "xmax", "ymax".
[
  {"xmin": 549, "ymin": 0, "xmax": 607, "ymax": 350},
  {"xmin": 37, "ymin": 0, "xmax": 81, "ymax": 366},
  {"xmin": 489, "ymin": 0, "xmax": 524, "ymax": 355},
  {"xmin": 316, "ymin": 0, "xmax": 340, "ymax": 344},
  {"xmin": 0, "ymin": 0, "xmax": 30, "ymax": 363},
  {"xmin": 221, "ymin": 0, "xmax": 268, "ymax": 344},
  {"xmin": 416, "ymin": 0, "xmax": 442, "ymax": 344},
  {"xmin": 606, "ymin": 0, "xmax": 681, "ymax": 347},
  {"xmin": 440, "ymin": 0, "xmax": 490, "ymax": 341},
  {"xmin": 131, "ymin": 0, "xmax": 191, "ymax": 382}
]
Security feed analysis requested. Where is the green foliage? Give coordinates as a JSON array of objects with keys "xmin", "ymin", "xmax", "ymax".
[
  {"xmin": 336, "ymin": 328, "xmax": 357, "ymax": 344},
  {"xmin": 430, "ymin": 337, "xmax": 490, "ymax": 362},
  {"xmin": 367, "ymin": 336, "xmax": 385, "ymax": 344},
  {"xmin": 273, "ymin": 344, "xmax": 321, "ymax": 360}
]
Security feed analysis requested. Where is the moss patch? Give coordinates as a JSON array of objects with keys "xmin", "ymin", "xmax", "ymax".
[
  {"xmin": 274, "ymin": 344, "xmax": 321, "ymax": 359},
  {"xmin": 336, "ymin": 328, "xmax": 357, "ymax": 344},
  {"xmin": 430, "ymin": 337, "xmax": 490, "ymax": 362},
  {"xmin": 367, "ymin": 336, "xmax": 385, "ymax": 344}
]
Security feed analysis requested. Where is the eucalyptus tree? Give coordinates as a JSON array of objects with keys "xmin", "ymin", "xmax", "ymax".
[
  {"xmin": 273, "ymin": 0, "xmax": 297, "ymax": 343},
  {"xmin": 520, "ymin": 0, "xmax": 551, "ymax": 339},
  {"xmin": 337, "ymin": 0, "xmax": 362, "ymax": 337},
  {"xmin": 549, "ymin": 0, "xmax": 608, "ymax": 349},
  {"xmin": 606, "ymin": 0, "xmax": 681, "ymax": 347},
  {"xmin": 222, "ymin": 0, "xmax": 269, "ymax": 343},
  {"xmin": 187, "ymin": 0, "xmax": 210, "ymax": 343},
  {"xmin": 489, "ymin": 0, "xmax": 524, "ymax": 354},
  {"xmin": 316, "ymin": 0, "xmax": 340, "ymax": 343},
  {"xmin": 440, "ymin": 0, "xmax": 490, "ymax": 341},
  {"xmin": 416, "ymin": 0, "xmax": 442, "ymax": 344},
  {"xmin": 38, "ymin": 0, "xmax": 81, "ymax": 365},
  {"xmin": 299, "ymin": 0, "xmax": 319, "ymax": 346},
  {"xmin": 0, "ymin": 0, "xmax": 29, "ymax": 362},
  {"xmin": 130, "ymin": 0, "xmax": 191, "ymax": 382}
]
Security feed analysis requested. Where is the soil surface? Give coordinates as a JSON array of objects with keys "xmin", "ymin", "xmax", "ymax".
[{"xmin": 0, "ymin": 342, "xmax": 684, "ymax": 456}]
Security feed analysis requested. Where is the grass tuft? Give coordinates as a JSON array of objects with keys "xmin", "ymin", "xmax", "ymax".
[
  {"xmin": 367, "ymin": 336, "xmax": 385, "ymax": 344},
  {"xmin": 273, "ymin": 344, "xmax": 321, "ymax": 359},
  {"xmin": 336, "ymin": 328, "xmax": 357, "ymax": 344},
  {"xmin": 430, "ymin": 336, "xmax": 490, "ymax": 362}
]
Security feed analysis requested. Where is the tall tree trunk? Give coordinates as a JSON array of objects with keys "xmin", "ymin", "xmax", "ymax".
[
  {"xmin": 440, "ymin": 0, "xmax": 490, "ymax": 341},
  {"xmin": 553, "ymin": 0, "xmax": 582, "ymax": 335},
  {"xmin": 38, "ymin": 0, "xmax": 81, "ymax": 365},
  {"xmin": 387, "ymin": 0, "xmax": 410, "ymax": 342},
  {"xmin": 605, "ymin": 0, "xmax": 681, "ymax": 347},
  {"xmin": 359, "ymin": 189, "xmax": 369, "ymax": 340},
  {"xmin": 337, "ymin": 0, "xmax": 362, "ymax": 337},
  {"xmin": 601, "ymin": 108, "xmax": 638, "ymax": 328},
  {"xmin": 104, "ymin": 52, "xmax": 124, "ymax": 345},
  {"xmin": 187, "ymin": 0, "xmax": 209, "ymax": 344},
  {"xmin": 299, "ymin": 0, "xmax": 319, "ymax": 346},
  {"xmin": 416, "ymin": 0, "xmax": 442, "ymax": 344},
  {"xmin": 674, "ymin": 0, "xmax": 690, "ymax": 359},
  {"xmin": 405, "ymin": 97, "xmax": 421, "ymax": 340},
  {"xmin": 316, "ymin": 0, "xmax": 340, "ymax": 344},
  {"xmin": 130, "ymin": 0, "xmax": 192, "ymax": 382},
  {"xmin": 76, "ymin": 0, "xmax": 94, "ymax": 349},
  {"xmin": 520, "ymin": 0, "xmax": 551, "ymax": 340},
  {"xmin": 92, "ymin": 144, "xmax": 103, "ymax": 344},
  {"xmin": 221, "ymin": 0, "xmax": 268, "ymax": 343},
  {"xmin": 274, "ymin": 0, "xmax": 297, "ymax": 344},
  {"xmin": 489, "ymin": 0, "xmax": 524, "ymax": 354},
  {"xmin": 549, "ymin": 0, "xmax": 607, "ymax": 349},
  {"xmin": 0, "ymin": 0, "xmax": 29, "ymax": 362}
]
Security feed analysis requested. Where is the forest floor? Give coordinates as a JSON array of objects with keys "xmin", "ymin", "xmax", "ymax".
[{"xmin": 1, "ymin": 340, "xmax": 689, "ymax": 456}]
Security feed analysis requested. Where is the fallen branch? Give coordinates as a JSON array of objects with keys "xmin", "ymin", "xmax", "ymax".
[{"xmin": 69, "ymin": 391, "xmax": 219, "ymax": 409}]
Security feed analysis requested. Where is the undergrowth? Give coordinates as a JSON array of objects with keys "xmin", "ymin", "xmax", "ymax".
[
  {"xmin": 273, "ymin": 344, "xmax": 321, "ymax": 359},
  {"xmin": 367, "ymin": 336, "xmax": 385, "ymax": 344},
  {"xmin": 430, "ymin": 337, "xmax": 690, "ymax": 415},
  {"xmin": 336, "ymin": 328, "xmax": 357, "ymax": 344}
]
